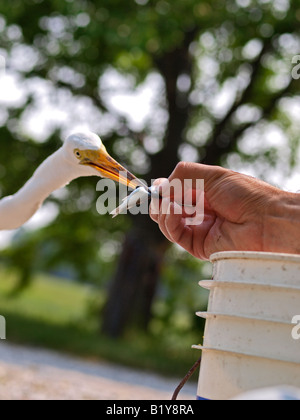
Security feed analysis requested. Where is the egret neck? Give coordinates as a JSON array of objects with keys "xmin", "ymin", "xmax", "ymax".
[{"xmin": 0, "ymin": 149, "xmax": 78, "ymax": 231}]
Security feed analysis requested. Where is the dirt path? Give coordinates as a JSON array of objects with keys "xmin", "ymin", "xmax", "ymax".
[{"xmin": 0, "ymin": 342, "xmax": 196, "ymax": 400}]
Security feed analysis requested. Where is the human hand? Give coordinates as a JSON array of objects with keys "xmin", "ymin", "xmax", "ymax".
[{"xmin": 150, "ymin": 162, "xmax": 300, "ymax": 260}]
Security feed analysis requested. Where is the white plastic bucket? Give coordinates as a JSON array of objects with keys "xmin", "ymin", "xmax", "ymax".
[
  {"xmin": 198, "ymin": 348, "xmax": 300, "ymax": 401},
  {"xmin": 210, "ymin": 251, "xmax": 300, "ymax": 287},
  {"xmin": 196, "ymin": 313, "xmax": 300, "ymax": 363},
  {"xmin": 196, "ymin": 251, "xmax": 300, "ymax": 400},
  {"xmin": 199, "ymin": 280, "xmax": 300, "ymax": 323}
]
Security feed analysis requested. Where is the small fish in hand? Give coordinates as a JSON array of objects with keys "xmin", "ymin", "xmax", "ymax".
[{"xmin": 110, "ymin": 186, "xmax": 160, "ymax": 218}]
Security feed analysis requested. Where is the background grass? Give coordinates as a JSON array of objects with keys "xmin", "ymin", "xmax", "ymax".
[{"xmin": 0, "ymin": 266, "xmax": 203, "ymax": 378}]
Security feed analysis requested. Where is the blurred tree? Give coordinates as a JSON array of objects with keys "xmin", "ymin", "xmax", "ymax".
[{"xmin": 0, "ymin": 0, "xmax": 299, "ymax": 336}]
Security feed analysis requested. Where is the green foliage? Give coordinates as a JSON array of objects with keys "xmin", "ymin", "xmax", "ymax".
[{"xmin": 150, "ymin": 247, "xmax": 211, "ymax": 339}]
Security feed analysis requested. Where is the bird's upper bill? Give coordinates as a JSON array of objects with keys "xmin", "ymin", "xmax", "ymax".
[{"xmin": 78, "ymin": 144, "xmax": 146, "ymax": 190}]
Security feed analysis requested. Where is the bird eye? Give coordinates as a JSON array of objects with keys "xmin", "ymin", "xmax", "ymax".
[{"xmin": 74, "ymin": 150, "xmax": 81, "ymax": 159}]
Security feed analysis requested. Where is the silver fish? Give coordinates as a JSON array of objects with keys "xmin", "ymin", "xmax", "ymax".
[{"xmin": 110, "ymin": 186, "xmax": 160, "ymax": 218}]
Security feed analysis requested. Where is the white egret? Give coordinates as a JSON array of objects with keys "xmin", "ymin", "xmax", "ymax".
[{"xmin": 0, "ymin": 131, "xmax": 148, "ymax": 231}]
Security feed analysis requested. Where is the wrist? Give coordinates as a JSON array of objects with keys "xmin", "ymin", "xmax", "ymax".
[
  {"xmin": 272, "ymin": 191, "xmax": 300, "ymax": 218},
  {"xmin": 263, "ymin": 192, "xmax": 300, "ymax": 255}
]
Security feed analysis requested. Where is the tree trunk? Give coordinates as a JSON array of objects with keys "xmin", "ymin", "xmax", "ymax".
[
  {"xmin": 102, "ymin": 216, "xmax": 169, "ymax": 337},
  {"xmin": 102, "ymin": 31, "xmax": 196, "ymax": 338}
]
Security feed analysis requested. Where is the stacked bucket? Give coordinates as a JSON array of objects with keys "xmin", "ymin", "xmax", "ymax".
[{"xmin": 193, "ymin": 251, "xmax": 300, "ymax": 400}]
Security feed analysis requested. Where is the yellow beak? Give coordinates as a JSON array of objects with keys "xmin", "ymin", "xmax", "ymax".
[{"xmin": 79, "ymin": 145, "xmax": 147, "ymax": 190}]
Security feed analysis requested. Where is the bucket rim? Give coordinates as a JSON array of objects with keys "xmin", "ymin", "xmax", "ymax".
[
  {"xmin": 210, "ymin": 251, "xmax": 300, "ymax": 264},
  {"xmin": 191, "ymin": 345, "xmax": 300, "ymax": 366},
  {"xmin": 199, "ymin": 280, "xmax": 300, "ymax": 292},
  {"xmin": 195, "ymin": 311, "xmax": 293, "ymax": 326}
]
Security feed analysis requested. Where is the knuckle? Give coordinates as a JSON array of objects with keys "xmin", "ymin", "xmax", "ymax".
[{"xmin": 175, "ymin": 161, "xmax": 188, "ymax": 173}]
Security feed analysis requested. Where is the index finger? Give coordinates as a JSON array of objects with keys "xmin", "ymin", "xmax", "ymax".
[{"xmin": 169, "ymin": 162, "xmax": 227, "ymax": 190}]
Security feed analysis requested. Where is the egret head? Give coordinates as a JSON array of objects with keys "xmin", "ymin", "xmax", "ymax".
[{"xmin": 64, "ymin": 131, "xmax": 144, "ymax": 189}]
